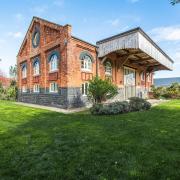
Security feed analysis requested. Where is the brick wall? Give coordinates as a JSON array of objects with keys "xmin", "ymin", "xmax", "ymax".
[{"xmin": 17, "ymin": 17, "xmax": 153, "ymax": 108}]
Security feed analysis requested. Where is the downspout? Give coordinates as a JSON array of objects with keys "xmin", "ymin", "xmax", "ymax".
[{"xmin": 95, "ymin": 47, "xmax": 99, "ymax": 77}]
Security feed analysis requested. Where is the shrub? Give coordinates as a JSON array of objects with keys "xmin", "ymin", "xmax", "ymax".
[
  {"xmin": 6, "ymin": 86, "xmax": 18, "ymax": 100},
  {"xmin": 129, "ymin": 97, "xmax": 151, "ymax": 111},
  {"xmin": 88, "ymin": 76, "xmax": 118, "ymax": 104},
  {"xmin": 90, "ymin": 101, "xmax": 130, "ymax": 115},
  {"xmin": 163, "ymin": 83, "xmax": 180, "ymax": 99},
  {"xmin": 0, "ymin": 80, "xmax": 18, "ymax": 101},
  {"xmin": 151, "ymin": 85, "xmax": 166, "ymax": 99}
]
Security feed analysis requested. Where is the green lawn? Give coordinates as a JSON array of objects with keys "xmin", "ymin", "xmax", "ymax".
[{"xmin": 0, "ymin": 100, "xmax": 180, "ymax": 180}]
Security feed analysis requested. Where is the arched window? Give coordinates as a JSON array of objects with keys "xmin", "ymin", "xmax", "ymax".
[
  {"xmin": 33, "ymin": 60, "xmax": 40, "ymax": 76},
  {"xmin": 49, "ymin": 52, "xmax": 59, "ymax": 72},
  {"xmin": 22, "ymin": 65, "xmax": 27, "ymax": 78},
  {"xmin": 80, "ymin": 51, "xmax": 93, "ymax": 71},
  {"xmin": 105, "ymin": 61, "xmax": 112, "ymax": 76}
]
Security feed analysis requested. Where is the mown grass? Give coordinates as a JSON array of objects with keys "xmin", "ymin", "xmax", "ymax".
[{"xmin": 0, "ymin": 100, "xmax": 180, "ymax": 180}]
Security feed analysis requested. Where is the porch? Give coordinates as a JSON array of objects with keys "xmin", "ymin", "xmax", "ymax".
[{"xmin": 96, "ymin": 27, "xmax": 174, "ymax": 100}]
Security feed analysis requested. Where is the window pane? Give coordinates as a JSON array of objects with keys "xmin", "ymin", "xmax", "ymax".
[{"xmin": 82, "ymin": 84, "xmax": 84, "ymax": 95}]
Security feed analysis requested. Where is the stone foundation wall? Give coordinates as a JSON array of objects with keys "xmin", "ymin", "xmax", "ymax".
[{"xmin": 18, "ymin": 87, "xmax": 89, "ymax": 109}]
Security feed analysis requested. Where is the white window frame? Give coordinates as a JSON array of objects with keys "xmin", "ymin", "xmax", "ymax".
[
  {"xmin": 33, "ymin": 84, "xmax": 40, "ymax": 93},
  {"xmin": 147, "ymin": 73, "xmax": 151, "ymax": 82},
  {"xmin": 105, "ymin": 61, "xmax": 112, "ymax": 76},
  {"xmin": 49, "ymin": 54, "xmax": 58, "ymax": 72},
  {"xmin": 33, "ymin": 61, "xmax": 40, "ymax": 76},
  {"xmin": 141, "ymin": 72, "xmax": 145, "ymax": 81},
  {"xmin": 22, "ymin": 66, "xmax": 27, "ymax": 79},
  {"xmin": 81, "ymin": 82, "xmax": 89, "ymax": 96},
  {"xmin": 49, "ymin": 82, "xmax": 58, "ymax": 93},
  {"xmin": 81, "ymin": 55, "xmax": 92, "ymax": 72},
  {"xmin": 22, "ymin": 86, "xmax": 27, "ymax": 93}
]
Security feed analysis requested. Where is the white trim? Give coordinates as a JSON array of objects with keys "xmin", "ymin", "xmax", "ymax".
[
  {"xmin": 33, "ymin": 84, "xmax": 40, "ymax": 93},
  {"xmin": 22, "ymin": 86, "xmax": 27, "ymax": 93},
  {"xmin": 49, "ymin": 82, "xmax": 58, "ymax": 93},
  {"xmin": 81, "ymin": 82, "xmax": 89, "ymax": 96}
]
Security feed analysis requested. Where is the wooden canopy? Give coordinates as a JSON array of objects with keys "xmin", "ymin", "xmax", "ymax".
[{"xmin": 96, "ymin": 27, "xmax": 173, "ymax": 71}]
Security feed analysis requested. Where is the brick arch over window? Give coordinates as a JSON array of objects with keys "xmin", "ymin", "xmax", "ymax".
[
  {"xmin": 104, "ymin": 59, "xmax": 113, "ymax": 75},
  {"xmin": 48, "ymin": 50, "xmax": 60, "ymax": 62},
  {"xmin": 33, "ymin": 57, "xmax": 40, "ymax": 66},
  {"xmin": 33, "ymin": 57, "xmax": 40, "ymax": 75},
  {"xmin": 21, "ymin": 62, "xmax": 27, "ymax": 78},
  {"xmin": 79, "ymin": 51, "xmax": 94, "ymax": 62},
  {"xmin": 80, "ymin": 51, "xmax": 94, "ymax": 71},
  {"xmin": 48, "ymin": 50, "xmax": 60, "ymax": 72}
]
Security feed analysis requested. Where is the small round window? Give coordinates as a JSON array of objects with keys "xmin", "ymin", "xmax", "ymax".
[{"xmin": 32, "ymin": 29, "xmax": 40, "ymax": 48}]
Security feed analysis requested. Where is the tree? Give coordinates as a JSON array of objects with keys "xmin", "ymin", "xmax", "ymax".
[
  {"xmin": 88, "ymin": 76, "xmax": 118, "ymax": 104},
  {"xmin": 9, "ymin": 65, "xmax": 17, "ymax": 80},
  {"xmin": 171, "ymin": 0, "xmax": 180, "ymax": 5}
]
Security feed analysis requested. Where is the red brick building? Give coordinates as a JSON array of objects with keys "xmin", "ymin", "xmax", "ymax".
[
  {"xmin": 0, "ymin": 75, "xmax": 11, "ymax": 88},
  {"xmin": 17, "ymin": 17, "xmax": 173, "ymax": 108}
]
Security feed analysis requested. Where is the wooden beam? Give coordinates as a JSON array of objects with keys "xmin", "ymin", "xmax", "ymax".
[
  {"xmin": 122, "ymin": 49, "xmax": 129, "ymax": 54},
  {"xmin": 101, "ymin": 57, "xmax": 107, "ymax": 64},
  {"xmin": 118, "ymin": 54, "xmax": 131, "ymax": 68}
]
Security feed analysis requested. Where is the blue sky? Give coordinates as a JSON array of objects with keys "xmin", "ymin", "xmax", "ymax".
[{"xmin": 0, "ymin": 0, "xmax": 180, "ymax": 78}]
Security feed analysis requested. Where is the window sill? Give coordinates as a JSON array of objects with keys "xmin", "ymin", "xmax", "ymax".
[
  {"xmin": 49, "ymin": 70, "xmax": 58, "ymax": 73},
  {"xmin": 82, "ymin": 94, "xmax": 88, "ymax": 97},
  {"xmin": 81, "ymin": 69, "xmax": 92, "ymax": 73},
  {"xmin": 105, "ymin": 73, "xmax": 112, "ymax": 76},
  {"xmin": 33, "ymin": 74, "xmax": 40, "ymax": 77},
  {"xmin": 49, "ymin": 91, "xmax": 58, "ymax": 94}
]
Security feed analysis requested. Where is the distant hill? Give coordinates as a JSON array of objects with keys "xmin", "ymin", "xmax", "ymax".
[{"xmin": 154, "ymin": 77, "xmax": 180, "ymax": 87}]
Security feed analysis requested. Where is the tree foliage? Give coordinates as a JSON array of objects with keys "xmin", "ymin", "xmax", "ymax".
[
  {"xmin": 151, "ymin": 83, "xmax": 180, "ymax": 99},
  {"xmin": 171, "ymin": 0, "xmax": 180, "ymax": 5},
  {"xmin": 88, "ymin": 76, "xmax": 118, "ymax": 104},
  {"xmin": 9, "ymin": 65, "xmax": 17, "ymax": 80}
]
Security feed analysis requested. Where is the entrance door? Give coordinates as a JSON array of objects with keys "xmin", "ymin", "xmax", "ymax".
[{"xmin": 124, "ymin": 67, "xmax": 136, "ymax": 99}]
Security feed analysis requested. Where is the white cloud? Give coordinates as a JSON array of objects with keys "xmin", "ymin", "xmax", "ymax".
[
  {"xmin": 15, "ymin": 13, "xmax": 24, "ymax": 21},
  {"xmin": 150, "ymin": 25, "xmax": 180, "ymax": 42},
  {"xmin": 7, "ymin": 32, "xmax": 23, "ymax": 39},
  {"xmin": 53, "ymin": 0, "xmax": 64, "ymax": 7},
  {"xmin": 0, "ymin": 39, "xmax": 5, "ymax": 48},
  {"xmin": 107, "ymin": 18, "xmax": 120, "ymax": 27},
  {"xmin": 129, "ymin": 0, "xmax": 140, "ymax": 3},
  {"xmin": 31, "ymin": 5, "xmax": 48, "ymax": 14},
  {"xmin": 111, "ymin": 19, "xmax": 120, "ymax": 27}
]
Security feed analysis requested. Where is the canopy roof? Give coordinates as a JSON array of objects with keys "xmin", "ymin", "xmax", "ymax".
[{"xmin": 96, "ymin": 27, "xmax": 173, "ymax": 71}]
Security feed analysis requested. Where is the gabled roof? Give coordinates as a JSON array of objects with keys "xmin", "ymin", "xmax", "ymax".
[
  {"xmin": 17, "ymin": 16, "xmax": 66, "ymax": 57},
  {"xmin": 17, "ymin": 16, "xmax": 96, "ymax": 57}
]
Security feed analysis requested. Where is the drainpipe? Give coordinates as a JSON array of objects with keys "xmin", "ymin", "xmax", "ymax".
[{"xmin": 95, "ymin": 47, "xmax": 99, "ymax": 77}]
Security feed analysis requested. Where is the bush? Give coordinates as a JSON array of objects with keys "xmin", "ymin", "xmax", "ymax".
[
  {"xmin": 88, "ymin": 77, "xmax": 118, "ymax": 104},
  {"xmin": 90, "ymin": 97, "xmax": 151, "ymax": 115},
  {"xmin": 6, "ymin": 86, "xmax": 18, "ymax": 100},
  {"xmin": 163, "ymin": 83, "xmax": 180, "ymax": 99},
  {"xmin": 90, "ymin": 101, "xmax": 130, "ymax": 115},
  {"xmin": 0, "ymin": 80, "xmax": 18, "ymax": 101},
  {"xmin": 129, "ymin": 97, "xmax": 151, "ymax": 111},
  {"xmin": 151, "ymin": 83, "xmax": 180, "ymax": 99},
  {"xmin": 151, "ymin": 85, "xmax": 166, "ymax": 99}
]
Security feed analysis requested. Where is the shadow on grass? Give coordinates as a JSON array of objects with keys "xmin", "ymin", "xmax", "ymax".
[{"xmin": 0, "ymin": 101, "xmax": 180, "ymax": 179}]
